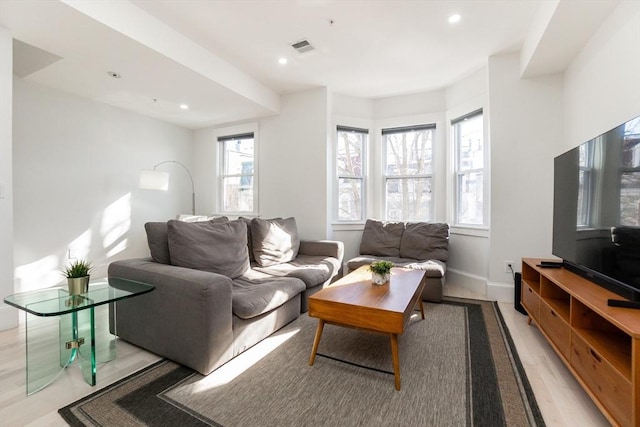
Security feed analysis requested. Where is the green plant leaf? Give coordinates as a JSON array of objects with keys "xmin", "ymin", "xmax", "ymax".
[{"xmin": 61, "ymin": 259, "xmax": 93, "ymax": 278}]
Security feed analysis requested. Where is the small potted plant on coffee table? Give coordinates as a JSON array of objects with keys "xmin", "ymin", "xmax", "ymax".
[
  {"xmin": 62, "ymin": 259, "xmax": 93, "ymax": 295},
  {"xmin": 369, "ymin": 260, "xmax": 394, "ymax": 285}
]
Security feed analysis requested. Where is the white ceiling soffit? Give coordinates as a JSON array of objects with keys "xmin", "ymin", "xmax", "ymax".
[
  {"xmin": 2, "ymin": 0, "xmax": 623, "ymax": 128},
  {"xmin": 13, "ymin": 39, "xmax": 63, "ymax": 78},
  {"xmin": 520, "ymin": 0, "xmax": 620, "ymax": 78},
  {"xmin": 1, "ymin": 0, "xmax": 279, "ymax": 129},
  {"xmin": 131, "ymin": 0, "xmax": 543, "ymax": 98}
]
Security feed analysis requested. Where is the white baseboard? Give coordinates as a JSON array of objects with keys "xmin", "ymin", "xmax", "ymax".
[
  {"xmin": 486, "ymin": 281, "xmax": 515, "ymax": 303},
  {"xmin": 445, "ymin": 268, "xmax": 487, "ymax": 297},
  {"xmin": 0, "ymin": 304, "xmax": 18, "ymax": 331}
]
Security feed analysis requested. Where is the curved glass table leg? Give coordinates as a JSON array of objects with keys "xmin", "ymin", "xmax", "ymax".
[
  {"xmin": 6, "ymin": 280, "xmax": 154, "ymax": 395},
  {"xmin": 76, "ymin": 308, "xmax": 96, "ymax": 385},
  {"xmin": 25, "ymin": 312, "xmax": 74, "ymax": 395}
]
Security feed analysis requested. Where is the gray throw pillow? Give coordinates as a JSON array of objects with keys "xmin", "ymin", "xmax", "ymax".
[
  {"xmin": 251, "ymin": 217, "xmax": 300, "ymax": 267},
  {"xmin": 144, "ymin": 222, "xmax": 171, "ymax": 264},
  {"xmin": 359, "ymin": 219, "xmax": 404, "ymax": 257},
  {"xmin": 167, "ymin": 219, "xmax": 249, "ymax": 278},
  {"xmin": 399, "ymin": 222, "xmax": 449, "ymax": 261}
]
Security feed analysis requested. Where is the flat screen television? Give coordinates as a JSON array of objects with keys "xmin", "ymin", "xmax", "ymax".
[{"xmin": 552, "ymin": 115, "xmax": 640, "ymax": 309}]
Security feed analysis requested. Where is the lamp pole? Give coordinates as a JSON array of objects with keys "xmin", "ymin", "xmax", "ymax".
[{"xmin": 154, "ymin": 160, "xmax": 195, "ymax": 215}]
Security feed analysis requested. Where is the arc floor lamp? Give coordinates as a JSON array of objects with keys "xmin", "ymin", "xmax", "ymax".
[{"xmin": 139, "ymin": 160, "xmax": 195, "ymax": 215}]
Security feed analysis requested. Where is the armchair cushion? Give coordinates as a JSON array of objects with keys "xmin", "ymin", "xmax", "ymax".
[
  {"xmin": 167, "ymin": 219, "xmax": 250, "ymax": 279},
  {"xmin": 359, "ymin": 219, "xmax": 404, "ymax": 257},
  {"xmin": 399, "ymin": 222, "xmax": 449, "ymax": 261}
]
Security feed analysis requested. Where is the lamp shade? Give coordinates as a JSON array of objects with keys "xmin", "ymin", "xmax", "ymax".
[{"xmin": 139, "ymin": 169, "xmax": 169, "ymax": 191}]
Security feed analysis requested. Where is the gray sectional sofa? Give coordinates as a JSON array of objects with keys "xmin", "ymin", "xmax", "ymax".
[
  {"xmin": 346, "ymin": 219, "xmax": 449, "ymax": 302},
  {"xmin": 108, "ymin": 216, "xmax": 343, "ymax": 375}
]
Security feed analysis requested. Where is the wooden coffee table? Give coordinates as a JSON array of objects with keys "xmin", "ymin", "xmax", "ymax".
[{"xmin": 308, "ymin": 265, "xmax": 426, "ymax": 390}]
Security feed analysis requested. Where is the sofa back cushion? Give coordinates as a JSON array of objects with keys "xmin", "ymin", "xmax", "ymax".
[
  {"xmin": 251, "ymin": 217, "xmax": 300, "ymax": 267},
  {"xmin": 145, "ymin": 222, "xmax": 171, "ymax": 264},
  {"xmin": 167, "ymin": 219, "xmax": 250, "ymax": 278},
  {"xmin": 238, "ymin": 217, "xmax": 255, "ymax": 263},
  {"xmin": 359, "ymin": 219, "xmax": 404, "ymax": 257},
  {"xmin": 176, "ymin": 214, "xmax": 229, "ymax": 223},
  {"xmin": 399, "ymin": 222, "xmax": 449, "ymax": 261}
]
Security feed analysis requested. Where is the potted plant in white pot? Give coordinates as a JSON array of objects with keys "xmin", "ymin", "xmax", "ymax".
[
  {"xmin": 369, "ymin": 260, "xmax": 394, "ymax": 285},
  {"xmin": 62, "ymin": 259, "xmax": 93, "ymax": 295}
]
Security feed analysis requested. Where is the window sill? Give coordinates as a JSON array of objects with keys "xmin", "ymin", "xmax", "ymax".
[
  {"xmin": 331, "ymin": 222, "xmax": 366, "ymax": 231},
  {"xmin": 450, "ymin": 225, "xmax": 489, "ymax": 238}
]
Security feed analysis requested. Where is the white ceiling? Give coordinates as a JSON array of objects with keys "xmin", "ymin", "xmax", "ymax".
[{"xmin": 0, "ymin": 0, "xmax": 620, "ymax": 129}]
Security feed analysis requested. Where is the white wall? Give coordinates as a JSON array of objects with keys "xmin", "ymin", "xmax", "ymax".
[
  {"xmin": 563, "ymin": 0, "xmax": 640, "ymax": 151},
  {"xmin": 258, "ymin": 88, "xmax": 330, "ymax": 239},
  {"xmin": 193, "ymin": 89, "xmax": 331, "ymax": 241},
  {"xmin": 0, "ymin": 27, "xmax": 16, "ymax": 330},
  {"xmin": 12, "ymin": 79, "xmax": 194, "ymax": 293},
  {"xmin": 444, "ymin": 66, "xmax": 490, "ymax": 293},
  {"xmin": 487, "ymin": 53, "xmax": 564, "ymax": 299},
  {"xmin": 193, "ymin": 126, "xmax": 216, "ymax": 215}
]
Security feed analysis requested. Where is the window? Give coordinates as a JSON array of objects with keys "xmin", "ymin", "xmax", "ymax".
[
  {"xmin": 620, "ymin": 116, "xmax": 640, "ymax": 225},
  {"xmin": 382, "ymin": 124, "xmax": 434, "ymax": 221},
  {"xmin": 577, "ymin": 139, "xmax": 596, "ymax": 227},
  {"xmin": 336, "ymin": 126, "xmax": 367, "ymax": 221},
  {"xmin": 219, "ymin": 133, "xmax": 255, "ymax": 213},
  {"xmin": 452, "ymin": 110, "xmax": 484, "ymax": 226}
]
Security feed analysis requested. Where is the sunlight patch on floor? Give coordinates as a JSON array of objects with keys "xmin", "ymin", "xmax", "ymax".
[{"xmin": 191, "ymin": 327, "xmax": 301, "ymax": 393}]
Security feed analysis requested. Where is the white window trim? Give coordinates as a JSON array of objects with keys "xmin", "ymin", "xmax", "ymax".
[
  {"xmin": 374, "ymin": 113, "xmax": 446, "ymax": 222},
  {"xmin": 215, "ymin": 122, "xmax": 259, "ymax": 216},
  {"xmin": 451, "ymin": 108, "xmax": 488, "ymax": 228},
  {"xmin": 332, "ymin": 116, "xmax": 373, "ymax": 224},
  {"xmin": 380, "ymin": 122, "xmax": 438, "ymax": 222}
]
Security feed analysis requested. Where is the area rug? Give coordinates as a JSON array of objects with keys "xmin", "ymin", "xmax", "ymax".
[{"xmin": 59, "ymin": 297, "xmax": 545, "ymax": 426}]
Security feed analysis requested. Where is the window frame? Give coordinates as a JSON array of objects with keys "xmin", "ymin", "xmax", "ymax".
[
  {"xmin": 335, "ymin": 125, "xmax": 368, "ymax": 223},
  {"xmin": 218, "ymin": 132, "xmax": 257, "ymax": 215},
  {"xmin": 452, "ymin": 109, "xmax": 486, "ymax": 227},
  {"xmin": 381, "ymin": 123, "xmax": 436, "ymax": 222}
]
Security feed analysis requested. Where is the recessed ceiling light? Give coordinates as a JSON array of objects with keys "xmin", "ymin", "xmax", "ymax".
[
  {"xmin": 278, "ymin": 57, "xmax": 288, "ymax": 65},
  {"xmin": 179, "ymin": 104, "xmax": 189, "ymax": 110},
  {"xmin": 448, "ymin": 14, "xmax": 461, "ymax": 24}
]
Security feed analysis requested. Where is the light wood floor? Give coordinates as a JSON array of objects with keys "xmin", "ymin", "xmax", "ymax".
[{"xmin": 0, "ymin": 283, "xmax": 610, "ymax": 426}]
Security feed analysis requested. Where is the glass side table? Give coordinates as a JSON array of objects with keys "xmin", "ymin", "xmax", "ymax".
[{"xmin": 4, "ymin": 277, "xmax": 154, "ymax": 395}]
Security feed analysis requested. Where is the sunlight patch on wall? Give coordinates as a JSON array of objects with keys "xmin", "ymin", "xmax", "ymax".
[
  {"xmin": 15, "ymin": 255, "xmax": 61, "ymax": 292},
  {"xmin": 106, "ymin": 239, "xmax": 128, "ymax": 258},
  {"xmin": 68, "ymin": 229, "xmax": 93, "ymax": 260},
  {"xmin": 101, "ymin": 193, "xmax": 131, "ymax": 256}
]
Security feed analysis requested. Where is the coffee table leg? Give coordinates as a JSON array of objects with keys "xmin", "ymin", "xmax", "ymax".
[
  {"xmin": 390, "ymin": 333, "xmax": 401, "ymax": 390},
  {"xmin": 309, "ymin": 319, "xmax": 325, "ymax": 366},
  {"xmin": 418, "ymin": 299, "xmax": 425, "ymax": 320}
]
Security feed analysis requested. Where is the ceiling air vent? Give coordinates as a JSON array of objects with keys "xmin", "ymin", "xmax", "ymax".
[{"xmin": 291, "ymin": 39, "xmax": 314, "ymax": 54}]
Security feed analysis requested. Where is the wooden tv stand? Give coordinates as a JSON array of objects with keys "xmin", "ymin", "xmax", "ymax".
[{"xmin": 521, "ymin": 258, "xmax": 639, "ymax": 427}]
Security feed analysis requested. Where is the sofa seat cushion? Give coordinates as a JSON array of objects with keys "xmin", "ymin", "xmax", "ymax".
[
  {"xmin": 253, "ymin": 254, "xmax": 341, "ymax": 289},
  {"xmin": 231, "ymin": 270, "xmax": 305, "ymax": 319},
  {"xmin": 347, "ymin": 256, "xmax": 446, "ymax": 278}
]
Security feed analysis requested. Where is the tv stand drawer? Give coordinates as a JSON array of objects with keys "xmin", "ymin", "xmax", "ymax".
[
  {"xmin": 521, "ymin": 281, "xmax": 540, "ymax": 320},
  {"xmin": 539, "ymin": 301, "xmax": 570, "ymax": 359},
  {"xmin": 570, "ymin": 332, "xmax": 631, "ymax": 426}
]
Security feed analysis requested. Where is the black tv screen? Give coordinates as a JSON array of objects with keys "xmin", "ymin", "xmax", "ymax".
[{"xmin": 552, "ymin": 115, "xmax": 640, "ymax": 303}]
